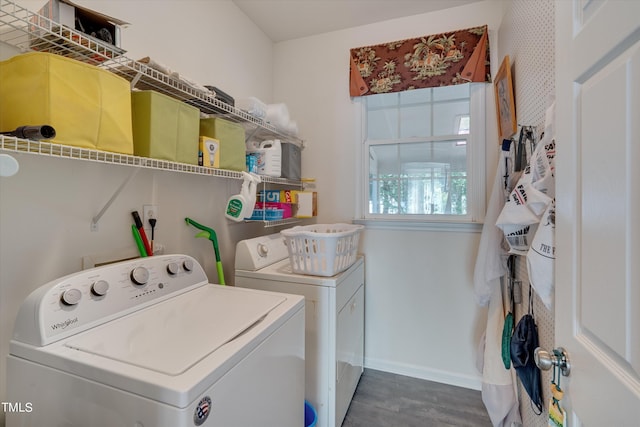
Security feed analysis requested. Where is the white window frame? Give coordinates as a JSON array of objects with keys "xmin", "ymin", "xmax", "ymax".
[{"xmin": 357, "ymin": 84, "xmax": 486, "ymax": 230}]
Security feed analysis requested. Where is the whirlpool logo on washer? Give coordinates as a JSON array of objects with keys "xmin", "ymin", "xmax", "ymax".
[
  {"xmin": 50, "ymin": 317, "xmax": 78, "ymax": 331},
  {"xmin": 193, "ymin": 396, "xmax": 212, "ymax": 425}
]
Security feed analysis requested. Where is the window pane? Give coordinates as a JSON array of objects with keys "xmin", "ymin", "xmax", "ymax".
[
  {"xmin": 367, "ymin": 92, "xmax": 399, "ymax": 108},
  {"xmin": 368, "ymin": 140, "xmax": 468, "ymax": 215},
  {"xmin": 399, "ymin": 104, "xmax": 431, "ymax": 138},
  {"xmin": 369, "ymin": 144, "xmax": 399, "ymax": 175},
  {"xmin": 369, "ymin": 177, "xmax": 401, "ymax": 214},
  {"xmin": 433, "ymin": 83, "xmax": 469, "ymax": 101},
  {"xmin": 433, "ymin": 100, "xmax": 469, "ymax": 136},
  {"xmin": 364, "ymin": 83, "xmax": 479, "ymax": 219},
  {"xmin": 367, "ymin": 108, "xmax": 398, "ymax": 139},
  {"xmin": 401, "ymin": 162, "xmax": 446, "ymax": 214},
  {"xmin": 400, "ymin": 87, "xmax": 431, "ymax": 104}
]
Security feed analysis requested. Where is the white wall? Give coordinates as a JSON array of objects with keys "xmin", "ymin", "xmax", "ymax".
[
  {"xmin": 0, "ymin": 0, "xmax": 273, "ymax": 421},
  {"xmin": 272, "ymin": 1, "xmax": 506, "ymax": 388}
]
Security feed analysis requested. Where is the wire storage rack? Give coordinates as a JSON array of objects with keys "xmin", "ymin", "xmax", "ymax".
[
  {"xmin": 0, "ymin": 0, "xmax": 304, "ymax": 226},
  {"xmin": 0, "ymin": 0, "xmax": 303, "ymax": 147},
  {"xmin": 0, "ymin": 0, "xmax": 125, "ymax": 63}
]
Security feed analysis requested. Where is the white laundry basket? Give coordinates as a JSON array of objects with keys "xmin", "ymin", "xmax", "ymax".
[{"xmin": 281, "ymin": 224, "xmax": 364, "ymax": 277}]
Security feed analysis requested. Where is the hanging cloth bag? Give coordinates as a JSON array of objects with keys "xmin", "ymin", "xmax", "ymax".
[
  {"xmin": 501, "ymin": 255, "xmax": 517, "ymax": 369},
  {"xmin": 510, "ymin": 286, "xmax": 543, "ymax": 414}
]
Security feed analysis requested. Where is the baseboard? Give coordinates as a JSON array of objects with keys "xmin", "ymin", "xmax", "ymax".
[{"xmin": 364, "ymin": 357, "xmax": 483, "ymax": 391}]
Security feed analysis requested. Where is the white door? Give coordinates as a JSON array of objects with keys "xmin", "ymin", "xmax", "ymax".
[{"xmin": 555, "ymin": 0, "xmax": 640, "ymax": 425}]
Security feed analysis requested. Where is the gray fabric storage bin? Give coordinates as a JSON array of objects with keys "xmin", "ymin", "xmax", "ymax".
[{"xmin": 281, "ymin": 142, "xmax": 301, "ymax": 180}]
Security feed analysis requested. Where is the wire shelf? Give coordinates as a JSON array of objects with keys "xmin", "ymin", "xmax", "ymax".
[
  {"xmin": 100, "ymin": 57, "xmax": 303, "ymax": 146},
  {"xmin": 0, "ymin": 136, "xmax": 302, "ymax": 185},
  {"xmin": 0, "ymin": 0, "xmax": 125, "ymax": 65},
  {"xmin": 246, "ymin": 218, "xmax": 302, "ymax": 228},
  {"xmin": 0, "ymin": 0, "xmax": 304, "ymax": 147},
  {"xmin": 0, "ymin": 0, "xmax": 307, "ymax": 229}
]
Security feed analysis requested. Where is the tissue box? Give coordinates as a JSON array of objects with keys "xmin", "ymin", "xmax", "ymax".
[
  {"xmin": 33, "ymin": 0, "xmax": 128, "ymax": 50},
  {"xmin": 258, "ymin": 190, "xmax": 295, "ymax": 203},
  {"xmin": 295, "ymin": 192, "xmax": 317, "ymax": 218},
  {"xmin": 247, "ymin": 208, "xmax": 285, "ymax": 221},
  {"xmin": 255, "ymin": 202, "xmax": 293, "ymax": 219},
  {"xmin": 131, "ymin": 90, "xmax": 200, "ymax": 165},
  {"xmin": 200, "ymin": 118, "xmax": 246, "ymax": 171},
  {"xmin": 0, "ymin": 52, "xmax": 133, "ymax": 154}
]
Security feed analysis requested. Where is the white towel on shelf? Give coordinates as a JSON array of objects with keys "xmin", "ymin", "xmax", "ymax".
[
  {"xmin": 237, "ymin": 97, "xmax": 267, "ymax": 119},
  {"xmin": 266, "ymin": 103, "xmax": 290, "ymax": 129},
  {"xmin": 265, "ymin": 103, "xmax": 300, "ymax": 136},
  {"xmin": 284, "ymin": 120, "xmax": 298, "ymax": 136}
]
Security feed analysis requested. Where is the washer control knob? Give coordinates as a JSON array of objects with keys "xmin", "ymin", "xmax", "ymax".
[
  {"xmin": 61, "ymin": 288, "xmax": 82, "ymax": 305},
  {"xmin": 91, "ymin": 280, "xmax": 109, "ymax": 296},
  {"xmin": 257, "ymin": 243, "xmax": 268, "ymax": 257},
  {"xmin": 166, "ymin": 262, "xmax": 179, "ymax": 276},
  {"xmin": 130, "ymin": 266, "xmax": 150, "ymax": 286},
  {"xmin": 183, "ymin": 259, "xmax": 193, "ymax": 272}
]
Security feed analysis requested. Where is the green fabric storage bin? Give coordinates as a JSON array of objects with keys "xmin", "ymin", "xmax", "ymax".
[
  {"xmin": 200, "ymin": 117, "xmax": 246, "ymax": 171},
  {"xmin": 131, "ymin": 90, "xmax": 200, "ymax": 165},
  {"xmin": 0, "ymin": 52, "xmax": 133, "ymax": 154}
]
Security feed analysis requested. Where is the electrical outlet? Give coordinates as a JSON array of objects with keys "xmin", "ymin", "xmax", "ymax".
[{"xmin": 143, "ymin": 204, "xmax": 158, "ymax": 230}]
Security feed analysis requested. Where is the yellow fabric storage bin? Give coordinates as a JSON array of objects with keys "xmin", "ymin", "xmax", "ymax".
[
  {"xmin": 200, "ymin": 118, "xmax": 246, "ymax": 171},
  {"xmin": 0, "ymin": 52, "xmax": 133, "ymax": 154},
  {"xmin": 131, "ymin": 90, "xmax": 200, "ymax": 165}
]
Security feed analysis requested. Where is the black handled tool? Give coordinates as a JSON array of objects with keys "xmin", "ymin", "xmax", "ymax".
[{"xmin": 1, "ymin": 125, "xmax": 56, "ymax": 140}]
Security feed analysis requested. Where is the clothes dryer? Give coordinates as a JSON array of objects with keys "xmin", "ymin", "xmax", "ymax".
[{"xmin": 235, "ymin": 233, "xmax": 364, "ymax": 427}]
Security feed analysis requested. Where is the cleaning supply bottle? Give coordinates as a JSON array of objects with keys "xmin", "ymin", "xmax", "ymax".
[
  {"xmin": 225, "ymin": 172, "xmax": 261, "ymax": 222},
  {"xmin": 225, "ymin": 172, "xmax": 251, "ymax": 222},
  {"xmin": 241, "ymin": 173, "xmax": 261, "ymax": 219},
  {"xmin": 247, "ymin": 139, "xmax": 282, "ymax": 177}
]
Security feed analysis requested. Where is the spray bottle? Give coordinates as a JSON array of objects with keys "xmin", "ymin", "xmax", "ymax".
[
  {"xmin": 241, "ymin": 173, "xmax": 261, "ymax": 219},
  {"xmin": 225, "ymin": 172, "xmax": 261, "ymax": 222}
]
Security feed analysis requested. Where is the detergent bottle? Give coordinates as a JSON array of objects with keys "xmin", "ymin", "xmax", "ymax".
[{"xmin": 247, "ymin": 139, "xmax": 282, "ymax": 177}]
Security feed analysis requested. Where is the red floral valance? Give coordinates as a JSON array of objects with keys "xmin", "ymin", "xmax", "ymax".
[{"xmin": 349, "ymin": 25, "xmax": 490, "ymax": 96}]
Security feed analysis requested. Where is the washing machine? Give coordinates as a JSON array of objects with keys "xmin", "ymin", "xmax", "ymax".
[
  {"xmin": 235, "ymin": 233, "xmax": 364, "ymax": 427},
  {"xmin": 6, "ymin": 254, "xmax": 305, "ymax": 427}
]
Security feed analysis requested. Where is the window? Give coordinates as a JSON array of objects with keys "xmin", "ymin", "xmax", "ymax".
[{"xmin": 362, "ymin": 83, "xmax": 485, "ymax": 223}]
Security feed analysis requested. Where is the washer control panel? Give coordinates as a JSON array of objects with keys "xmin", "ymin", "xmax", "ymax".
[{"xmin": 12, "ymin": 255, "xmax": 209, "ymax": 346}]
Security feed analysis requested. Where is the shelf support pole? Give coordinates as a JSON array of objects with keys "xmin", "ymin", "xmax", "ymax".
[{"xmin": 91, "ymin": 167, "xmax": 141, "ymax": 231}]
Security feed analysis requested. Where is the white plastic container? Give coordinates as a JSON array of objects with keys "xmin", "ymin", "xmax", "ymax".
[
  {"xmin": 281, "ymin": 224, "xmax": 364, "ymax": 277},
  {"xmin": 248, "ymin": 139, "xmax": 282, "ymax": 177}
]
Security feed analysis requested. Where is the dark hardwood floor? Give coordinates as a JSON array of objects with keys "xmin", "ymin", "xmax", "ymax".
[{"xmin": 342, "ymin": 369, "xmax": 492, "ymax": 427}]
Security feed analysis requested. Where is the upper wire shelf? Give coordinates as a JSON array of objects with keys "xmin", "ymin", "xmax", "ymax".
[
  {"xmin": 0, "ymin": 0, "xmax": 125, "ymax": 64},
  {"xmin": 0, "ymin": 135, "xmax": 302, "ymax": 186},
  {"xmin": 0, "ymin": 0, "xmax": 304, "ymax": 147}
]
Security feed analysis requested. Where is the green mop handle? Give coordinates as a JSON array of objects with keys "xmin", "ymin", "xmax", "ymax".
[
  {"xmin": 185, "ymin": 217, "xmax": 225, "ymax": 285},
  {"xmin": 215, "ymin": 261, "xmax": 225, "ymax": 286}
]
